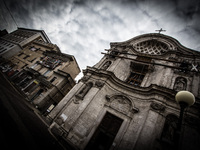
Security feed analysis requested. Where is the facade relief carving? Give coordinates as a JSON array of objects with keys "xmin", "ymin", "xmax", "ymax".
[
  {"xmin": 150, "ymin": 102, "xmax": 165, "ymax": 112},
  {"xmin": 105, "ymin": 94, "xmax": 139, "ymax": 117},
  {"xmin": 173, "ymin": 77, "xmax": 187, "ymax": 91},
  {"xmin": 94, "ymin": 81, "xmax": 104, "ymax": 89},
  {"xmin": 55, "ymin": 113, "xmax": 68, "ymax": 125},
  {"xmin": 110, "ymin": 98, "xmax": 131, "ymax": 114},
  {"xmin": 108, "ymin": 49, "xmax": 119, "ymax": 59},
  {"xmin": 73, "ymin": 98, "xmax": 81, "ymax": 104},
  {"xmin": 79, "ymin": 75, "xmax": 89, "ymax": 83}
]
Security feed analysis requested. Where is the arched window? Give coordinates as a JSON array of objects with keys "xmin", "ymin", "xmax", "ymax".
[
  {"xmin": 161, "ymin": 114, "xmax": 178, "ymax": 143},
  {"xmin": 173, "ymin": 77, "xmax": 187, "ymax": 91}
]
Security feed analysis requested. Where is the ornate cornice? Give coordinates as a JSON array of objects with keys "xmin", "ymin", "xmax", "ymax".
[
  {"xmin": 110, "ymin": 33, "xmax": 200, "ymax": 57},
  {"xmin": 150, "ymin": 102, "xmax": 166, "ymax": 112},
  {"xmin": 83, "ymin": 67, "xmax": 200, "ymax": 111},
  {"xmin": 84, "ymin": 66, "xmax": 176, "ymax": 102}
]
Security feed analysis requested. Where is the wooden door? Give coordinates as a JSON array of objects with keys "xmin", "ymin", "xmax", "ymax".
[{"xmin": 85, "ymin": 112, "xmax": 123, "ymax": 150}]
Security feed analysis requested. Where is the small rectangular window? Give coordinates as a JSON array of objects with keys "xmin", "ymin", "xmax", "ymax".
[
  {"xmin": 127, "ymin": 56, "xmax": 151, "ymax": 86},
  {"xmin": 43, "ymin": 70, "xmax": 51, "ymax": 77},
  {"xmin": 31, "ymin": 63, "xmax": 38, "ymax": 69}
]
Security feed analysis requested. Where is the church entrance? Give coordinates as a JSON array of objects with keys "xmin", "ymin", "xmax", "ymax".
[{"xmin": 85, "ymin": 112, "xmax": 123, "ymax": 150}]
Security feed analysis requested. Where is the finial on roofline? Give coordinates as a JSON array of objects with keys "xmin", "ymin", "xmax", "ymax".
[{"xmin": 155, "ymin": 28, "xmax": 166, "ymax": 34}]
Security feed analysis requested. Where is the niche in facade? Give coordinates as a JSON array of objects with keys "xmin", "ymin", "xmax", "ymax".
[
  {"xmin": 173, "ymin": 77, "xmax": 187, "ymax": 91},
  {"xmin": 109, "ymin": 49, "xmax": 119, "ymax": 58},
  {"xmin": 101, "ymin": 61, "xmax": 111, "ymax": 70},
  {"xmin": 75, "ymin": 82, "xmax": 93, "ymax": 101}
]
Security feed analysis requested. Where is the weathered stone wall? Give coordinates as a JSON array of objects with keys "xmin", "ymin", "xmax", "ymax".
[{"xmin": 49, "ymin": 33, "xmax": 200, "ymax": 150}]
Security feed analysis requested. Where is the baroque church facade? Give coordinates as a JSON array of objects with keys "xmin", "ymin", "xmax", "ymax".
[{"xmin": 48, "ymin": 33, "xmax": 200, "ymax": 150}]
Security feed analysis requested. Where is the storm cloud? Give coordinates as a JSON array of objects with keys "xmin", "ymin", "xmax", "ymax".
[{"xmin": 1, "ymin": 0, "xmax": 200, "ymax": 80}]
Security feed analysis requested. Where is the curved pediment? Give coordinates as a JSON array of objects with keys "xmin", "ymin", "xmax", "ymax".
[
  {"xmin": 110, "ymin": 33, "xmax": 200, "ymax": 56},
  {"xmin": 132, "ymin": 39, "xmax": 172, "ymax": 55},
  {"xmin": 105, "ymin": 94, "xmax": 139, "ymax": 117}
]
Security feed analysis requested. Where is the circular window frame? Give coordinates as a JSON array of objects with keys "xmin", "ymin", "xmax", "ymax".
[{"xmin": 133, "ymin": 40, "xmax": 170, "ymax": 55}]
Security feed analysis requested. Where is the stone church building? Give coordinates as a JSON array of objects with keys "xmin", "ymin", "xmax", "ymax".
[{"xmin": 48, "ymin": 33, "xmax": 200, "ymax": 150}]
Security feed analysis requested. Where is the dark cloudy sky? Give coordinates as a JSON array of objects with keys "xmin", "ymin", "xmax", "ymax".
[{"xmin": 1, "ymin": 0, "xmax": 200, "ymax": 80}]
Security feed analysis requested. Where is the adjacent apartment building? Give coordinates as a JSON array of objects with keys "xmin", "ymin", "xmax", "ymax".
[
  {"xmin": 0, "ymin": 28, "xmax": 80, "ymax": 115},
  {"xmin": 48, "ymin": 33, "xmax": 200, "ymax": 150}
]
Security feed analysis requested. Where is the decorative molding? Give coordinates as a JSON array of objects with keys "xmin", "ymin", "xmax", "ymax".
[
  {"xmin": 55, "ymin": 113, "xmax": 68, "ymax": 125},
  {"xmin": 79, "ymin": 76, "xmax": 89, "ymax": 83},
  {"xmin": 110, "ymin": 33, "xmax": 200, "ymax": 57},
  {"xmin": 150, "ymin": 102, "xmax": 165, "ymax": 112},
  {"xmin": 105, "ymin": 94, "xmax": 139, "ymax": 117},
  {"xmin": 85, "ymin": 66, "xmax": 176, "ymax": 102},
  {"xmin": 73, "ymin": 98, "xmax": 81, "ymax": 104},
  {"xmin": 173, "ymin": 77, "xmax": 187, "ymax": 91},
  {"xmin": 95, "ymin": 81, "xmax": 104, "ymax": 89}
]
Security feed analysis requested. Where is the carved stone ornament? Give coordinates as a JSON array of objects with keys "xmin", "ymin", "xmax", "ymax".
[
  {"xmin": 101, "ymin": 61, "xmax": 111, "ymax": 70},
  {"xmin": 73, "ymin": 98, "xmax": 81, "ymax": 104},
  {"xmin": 95, "ymin": 81, "xmax": 104, "ymax": 89},
  {"xmin": 173, "ymin": 77, "xmax": 187, "ymax": 91},
  {"xmin": 148, "ymin": 64, "xmax": 155, "ymax": 72},
  {"xmin": 150, "ymin": 102, "xmax": 165, "ymax": 112},
  {"xmin": 55, "ymin": 113, "xmax": 68, "ymax": 125},
  {"xmin": 105, "ymin": 95, "xmax": 111, "ymax": 102},
  {"xmin": 105, "ymin": 94, "xmax": 139, "ymax": 116},
  {"xmin": 79, "ymin": 76, "xmax": 89, "ymax": 83}
]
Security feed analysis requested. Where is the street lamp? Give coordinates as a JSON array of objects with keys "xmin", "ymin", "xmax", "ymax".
[{"xmin": 175, "ymin": 91, "xmax": 195, "ymax": 149}]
